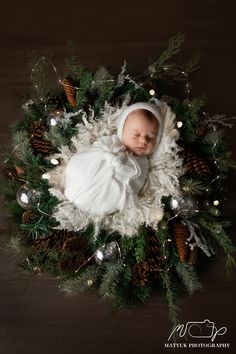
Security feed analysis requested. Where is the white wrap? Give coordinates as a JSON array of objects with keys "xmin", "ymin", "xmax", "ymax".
[{"xmin": 64, "ymin": 135, "xmax": 149, "ymax": 215}]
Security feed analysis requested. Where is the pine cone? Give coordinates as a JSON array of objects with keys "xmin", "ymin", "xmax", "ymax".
[
  {"xmin": 182, "ymin": 149, "xmax": 210, "ymax": 176},
  {"xmin": 29, "ymin": 121, "xmax": 52, "ymax": 154},
  {"xmin": 62, "ymin": 236, "xmax": 87, "ymax": 254},
  {"xmin": 62, "ymin": 78, "xmax": 77, "ymax": 108},
  {"xmin": 34, "ymin": 229, "xmax": 78, "ymax": 251},
  {"xmin": 29, "ymin": 121, "xmax": 46, "ymax": 138},
  {"xmin": 188, "ymin": 247, "xmax": 198, "ymax": 265},
  {"xmin": 48, "ymin": 95, "xmax": 66, "ymax": 109},
  {"xmin": 132, "ymin": 261, "xmax": 150, "ymax": 286},
  {"xmin": 31, "ymin": 138, "xmax": 52, "ymax": 154},
  {"xmin": 59, "ymin": 256, "xmax": 86, "ymax": 273},
  {"xmin": 172, "ymin": 222, "xmax": 189, "ymax": 262},
  {"xmin": 22, "ymin": 210, "xmax": 36, "ymax": 224},
  {"xmin": 146, "ymin": 232, "xmax": 165, "ymax": 272}
]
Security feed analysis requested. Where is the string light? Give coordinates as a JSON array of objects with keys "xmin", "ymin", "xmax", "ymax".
[
  {"xmin": 50, "ymin": 158, "xmax": 59, "ymax": 165},
  {"xmin": 149, "ymin": 89, "xmax": 155, "ymax": 96},
  {"xmin": 42, "ymin": 173, "xmax": 50, "ymax": 180},
  {"xmin": 213, "ymin": 200, "xmax": 220, "ymax": 206},
  {"xmin": 177, "ymin": 121, "xmax": 183, "ymax": 128}
]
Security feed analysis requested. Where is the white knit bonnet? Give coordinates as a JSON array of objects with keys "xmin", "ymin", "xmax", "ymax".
[{"xmin": 117, "ymin": 102, "xmax": 163, "ymax": 148}]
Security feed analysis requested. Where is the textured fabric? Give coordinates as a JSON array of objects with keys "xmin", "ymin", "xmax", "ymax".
[
  {"xmin": 117, "ymin": 102, "xmax": 163, "ymax": 147},
  {"xmin": 64, "ymin": 135, "xmax": 149, "ymax": 215},
  {"xmin": 48, "ymin": 99, "xmax": 184, "ymax": 237}
]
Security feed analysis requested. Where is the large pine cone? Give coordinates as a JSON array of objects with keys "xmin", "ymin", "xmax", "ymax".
[
  {"xmin": 172, "ymin": 222, "xmax": 189, "ymax": 262},
  {"xmin": 182, "ymin": 149, "xmax": 210, "ymax": 176},
  {"xmin": 62, "ymin": 78, "xmax": 77, "ymax": 108}
]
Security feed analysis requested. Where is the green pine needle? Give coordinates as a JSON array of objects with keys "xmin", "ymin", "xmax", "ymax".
[{"xmin": 175, "ymin": 261, "xmax": 202, "ymax": 295}]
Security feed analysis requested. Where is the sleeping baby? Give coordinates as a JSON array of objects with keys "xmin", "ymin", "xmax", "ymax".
[{"xmin": 63, "ymin": 102, "xmax": 163, "ymax": 215}]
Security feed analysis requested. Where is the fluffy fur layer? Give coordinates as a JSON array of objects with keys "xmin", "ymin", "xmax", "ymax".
[{"xmin": 48, "ymin": 97, "xmax": 185, "ymax": 238}]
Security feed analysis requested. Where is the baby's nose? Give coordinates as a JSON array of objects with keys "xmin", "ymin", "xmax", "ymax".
[{"xmin": 139, "ymin": 136, "xmax": 148, "ymax": 144}]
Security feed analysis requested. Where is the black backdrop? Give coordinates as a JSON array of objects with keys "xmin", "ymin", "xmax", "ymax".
[{"xmin": 0, "ymin": 1, "xmax": 235, "ymax": 353}]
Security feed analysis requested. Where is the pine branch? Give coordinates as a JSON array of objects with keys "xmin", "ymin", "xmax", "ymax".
[
  {"xmin": 199, "ymin": 219, "xmax": 235, "ymax": 257},
  {"xmin": 98, "ymin": 262, "xmax": 124, "ymax": 299},
  {"xmin": 148, "ymin": 32, "xmax": 185, "ymax": 76},
  {"xmin": 92, "ymin": 67, "xmax": 115, "ymax": 102},
  {"xmin": 66, "ymin": 41, "xmax": 84, "ymax": 77},
  {"xmin": 43, "ymin": 127, "xmax": 68, "ymax": 149},
  {"xmin": 12, "ymin": 131, "xmax": 34, "ymax": 164},
  {"xmin": 180, "ymin": 177, "xmax": 206, "ymax": 195},
  {"xmin": 216, "ymin": 156, "xmax": 236, "ymax": 171},
  {"xmin": 175, "ymin": 261, "xmax": 202, "ymax": 295},
  {"xmin": 29, "ymin": 52, "xmax": 53, "ymax": 103},
  {"xmin": 134, "ymin": 226, "xmax": 148, "ymax": 263},
  {"xmin": 161, "ymin": 271, "xmax": 181, "ymax": 332},
  {"xmin": 202, "ymin": 129, "xmax": 224, "ymax": 148},
  {"xmin": 61, "ymin": 264, "xmax": 102, "ymax": 293},
  {"xmin": 182, "ymin": 52, "xmax": 202, "ymax": 74}
]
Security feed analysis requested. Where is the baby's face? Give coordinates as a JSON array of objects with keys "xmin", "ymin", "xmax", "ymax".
[{"xmin": 122, "ymin": 110, "xmax": 158, "ymax": 156}]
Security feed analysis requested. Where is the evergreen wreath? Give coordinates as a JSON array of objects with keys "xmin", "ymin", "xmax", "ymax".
[{"xmin": 1, "ymin": 33, "xmax": 235, "ymax": 329}]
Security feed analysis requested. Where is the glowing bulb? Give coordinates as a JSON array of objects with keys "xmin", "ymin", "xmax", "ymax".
[
  {"xmin": 177, "ymin": 121, "xmax": 183, "ymax": 128},
  {"xmin": 96, "ymin": 250, "xmax": 104, "ymax": 261},
  {"xmin": 42, "ymin": 173, "xmax": 50, "ymax": 180},
  {"xmin": 182, "ymin": 186, "xmax": 190, "ymax": 192},
  {"xmin": 171, "ymin": 198, "xmax": 179, "ymax": 209},
  {"xmin": 213, "ymin": 200, "xmax": 220, "ymax": 206},
  {"xmin": 87, "ymin": 279, "xmax": 93, "ymax": 286},
  {"xmin": 149, "ymin": 89, "xmax": 155, "ymax": 96},
  {"xmin": 50, "ymin": 158, "xmax": 59, "ymax": 165}
]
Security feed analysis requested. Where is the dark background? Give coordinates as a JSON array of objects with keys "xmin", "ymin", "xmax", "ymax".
[{"xmin": 0, "ymin": 0, "xmax": 235, "ymax": 353}]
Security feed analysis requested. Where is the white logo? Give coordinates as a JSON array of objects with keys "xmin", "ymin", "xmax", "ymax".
[{"xmin": 168, "ymin": 319, "xmax": 227, "ymax": 342}]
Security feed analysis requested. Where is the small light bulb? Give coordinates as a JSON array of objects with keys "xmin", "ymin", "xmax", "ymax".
[
  {"xmin": 213, "ymin": 200, "xmax": 220, "ymax": 206},
  {"xmin": 149, "ymin": 89, "xmax": 155, "ymax": 96},
  {"xmin": 87, "ymin": 279, "xmax": 93, "ymax": 287},
  {"xmin": 50, "ymin": 158, "xmax": 59, "ymax": 165},
  {"xmin": 50, "ymin": 118, "xmax": 57, "ymax": 126},
  {"xmin": 177, "ymin": 121, "xmax": 183, "ymax": 128},
  {"xmin": 42, "ymin": 173, "xmax": 50, "ymax": 180},
  {"xmin": 96, "ymin": 250, "xmax": 104, "ymax": 261},
  {"xmin": 182, "ymin": 186, "xmax": 190, "ymax": 192}
]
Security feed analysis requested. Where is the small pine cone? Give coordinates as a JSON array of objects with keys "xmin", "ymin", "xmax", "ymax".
[
  {"xmin": 34, "ymin": 235, "xmax": 51, "ymax": 250},
  {"xmin": 62, "ymin": 78, "xmax": 77, "ymax": 108},
  {"xmin": 31, "ymin": 138, "xmax": 52, "ymax": 154},
  {"xmin": 62, "ymin": 236, "xmax": 87, "ymax": 254},
  {"xmin": 172, "ymin": 222, "xmax": 189, "ymax": 262},
  {"xmin": 49, "ymin": 229, "xmax": 79, "ymax": 249},
  {"xmin": 48, "ymin": 95, "xmax": 66, "ymax": 109},
  {"xmin": 132, "ymin": 261, "xmax": 149, "ymax": 286},
  {"xmin": 59, "ymin": 256, "xmax": 86, "ymax": 273},
  {"xmin": 182, "ymin": 149, "xmax": 210, "ymax": 176},
  {"xmin": 148, "ymin": 257, "xmax": 164, "ymax": 273},
  {"xmin": 188, "ymin": 247, "xmax": 198, "ymax": 266},
  {"xmin": 29, "ymin": 121, "xmax": 46, "ymax": 138},
  {"xmin": 22, "ymin": 210, "xmax": 36, "ymax": 224},
  {"xmin": 34, "ymin": 229, "xmax": 78, "ymax": 251}
]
